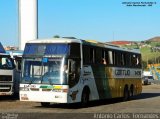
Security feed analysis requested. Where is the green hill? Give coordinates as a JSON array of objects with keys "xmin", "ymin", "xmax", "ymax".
[
  {"xmin": 147, "ymin": 36, "xmax": 160, "ymax": 42},
  {"xmin": 140, "ymin": 46, "xmax": 160, "ymax": 63},
  {"xmin": 140, "ymin": 36, "xmax": 160, "ymax": 63}
]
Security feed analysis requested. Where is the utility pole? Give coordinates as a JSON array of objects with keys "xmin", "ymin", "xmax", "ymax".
[{"xmin": 18, "ymin": 0, "xmax": 38, "ymax": 50}]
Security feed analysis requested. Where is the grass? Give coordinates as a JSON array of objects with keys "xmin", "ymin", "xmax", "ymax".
[
  {"xmin": 149, "ymin": 42, "xmax": 160, "ymax": 47},
  {"xmin": 140, "ymin": 47, "xmax": 160, "ymax": 62}
]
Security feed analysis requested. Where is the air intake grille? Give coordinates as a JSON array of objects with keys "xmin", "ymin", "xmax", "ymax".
[
  {"xmin": 0, "ymin": 85, "xmax": 12, "ymax": 92},
  {"xmin": 0, "ymin": 76, "xmax": 12, "ymax": 82}
]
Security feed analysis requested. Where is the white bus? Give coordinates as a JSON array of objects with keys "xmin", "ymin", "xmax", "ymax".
[{"xmin": 20, "ymin": 38, "xmax": 142, "ymax": 106}]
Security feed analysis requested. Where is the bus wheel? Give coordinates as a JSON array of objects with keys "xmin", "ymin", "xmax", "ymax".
[
  {"xmin": 41, "ymin": 102, "xmax": 50, "ymax": 107},
  {"xmin": 123, "ymin": 86, "xmax": 129, "ymax": 101},
  {"xmin": 81, "ymin": 89, "xmax": 90, "ymax": 107}
]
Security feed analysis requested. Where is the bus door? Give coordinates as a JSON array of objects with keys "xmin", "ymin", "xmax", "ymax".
[{"xmin": 68, "ymin": 59, "xmax": 80, "ymax": 88}]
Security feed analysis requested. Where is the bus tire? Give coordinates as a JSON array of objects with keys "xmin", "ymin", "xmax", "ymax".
[
  {"xmin": 81, "ymin": 88, "xmax": 90, "ymax": 107},
  {"xmin": 41, "ymin": 102, "xmax": 50, "ymax": 107},
  {"xmin": 123, "ymin": 86, "xmax": 129, "ymax": 101}
]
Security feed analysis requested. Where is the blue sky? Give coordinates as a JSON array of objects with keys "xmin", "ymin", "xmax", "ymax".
[{"xmin": 0, "ymin": 0, "xmax": 160, "ymax": 46}]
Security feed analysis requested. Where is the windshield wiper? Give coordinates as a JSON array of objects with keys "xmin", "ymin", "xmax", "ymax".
[
  {"xmin": 29, "ymin": 77, "xmax": 41, "ymax": 84},
  {"xmin": 41, "ymin": 74, "xmax": 52, "ymax": 85},
  {"xmin": 29, "ymin": 78, "xmax": 35, "ymax": 84}
]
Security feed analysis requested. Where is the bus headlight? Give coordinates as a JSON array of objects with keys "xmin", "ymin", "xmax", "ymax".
[{"xmin": 20, "ymin": 87, "xmax": 29, "ymax": 91}]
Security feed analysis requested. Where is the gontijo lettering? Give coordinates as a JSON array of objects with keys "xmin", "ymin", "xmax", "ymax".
[{"xmin": 115, "ymin": 69, "xmax": 130, "ymax": 76}]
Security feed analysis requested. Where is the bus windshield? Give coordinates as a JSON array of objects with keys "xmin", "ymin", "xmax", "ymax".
[{"xmin": 21, "ymin": 57, "xmax": 67, "ymax": 85}]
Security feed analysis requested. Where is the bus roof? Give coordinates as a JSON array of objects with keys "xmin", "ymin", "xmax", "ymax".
[
  {"xmin": 26, "ymin": 38, "xmax": 82, "ymax": 44},
  {"xmin": 26, "ymin": 38, "xmax": 141, "ymax": 54},
  {"xmin": 82, "ymin": 40, "xmax": 141, "ymax": 54}
]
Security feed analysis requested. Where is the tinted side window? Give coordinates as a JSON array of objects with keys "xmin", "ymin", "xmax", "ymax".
[
  {"xmin": 83, "ymin": 45, "xmax": 90, "ymax": 64},
  {"xmin": 70, "ymin": 43, "xmax": 80, "ymax": 58}
]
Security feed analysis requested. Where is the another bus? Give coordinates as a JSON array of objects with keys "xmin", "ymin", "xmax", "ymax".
[
  {"xmin": 20, "ymin": 38, "xmax": 142, "ymax": 106},
  {"xmin": 0, "ymin": 43, "xmax": 21, "ymax": 96}
]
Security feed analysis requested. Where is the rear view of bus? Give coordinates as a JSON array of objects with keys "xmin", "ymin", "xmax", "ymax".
[{"xmin": 20, "ymin": 38, "xmax": 82, "ymax": 106}]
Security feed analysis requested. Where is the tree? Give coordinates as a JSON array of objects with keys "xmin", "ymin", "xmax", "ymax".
[
  {"xmin": 145, "ymin": 40, "xmax": 151, "ymax": 44},
  {"xmin": 142, "ymin": 61, "xmax": 147, "ymax": 70},
  {"xmin": 53, "ymin": 35, "xmax": 60, "ymax": 38}
]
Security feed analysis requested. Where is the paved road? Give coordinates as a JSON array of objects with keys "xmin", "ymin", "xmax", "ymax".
[{"xmin": 0, "ymin": 85, "xmax": 160, "ymax": 119}]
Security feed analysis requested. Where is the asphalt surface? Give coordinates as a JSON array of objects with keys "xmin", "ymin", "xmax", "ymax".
[{"xmin": 0, "ymin": 84, "xmax": 160, "ymax": 119}]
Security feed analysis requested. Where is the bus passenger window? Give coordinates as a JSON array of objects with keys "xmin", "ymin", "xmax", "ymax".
[
  {"xmin": 101, "ymin": 58, "xmax": 107, "ymax": 65},
  {"xmin": 136, "ymin": 55, "xmax": 141, "ymax": 67},
  {"xmin": 83, "ymin": 45, "xmax": 90, "ymax": 64},
  {"xmin": 101, "ymin": 50, "xmax": 108, "ymax": 65},
  {"xmin": 90, "ymin": 48, "xmax": 95, "ymax": 63},
  {"xmin": 136, "ymin": 57, "xmax": 139, "ymax": 65},
  {"xmin": 121, "ymin": 53, "xmax": 125, "ymax": 66},
  {"xmin": 108, "ymin": 51, "xmax": 113, "ymax": 65},
  {"xmin": 131, "ymin": 54, "xmax": 138, "ymax": 67}
]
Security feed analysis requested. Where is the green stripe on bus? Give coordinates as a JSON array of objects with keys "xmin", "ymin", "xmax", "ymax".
[
  {"xmin": 40, "ymin": 86, "xmax": 48, "ymax": 88},
  {"xmin": 92, "ymin": 65, "xmax": 111, "ymax": 99},
  {"xmin": 40, "ymin": 85, "xmax": 52, "ymax": 89}
]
